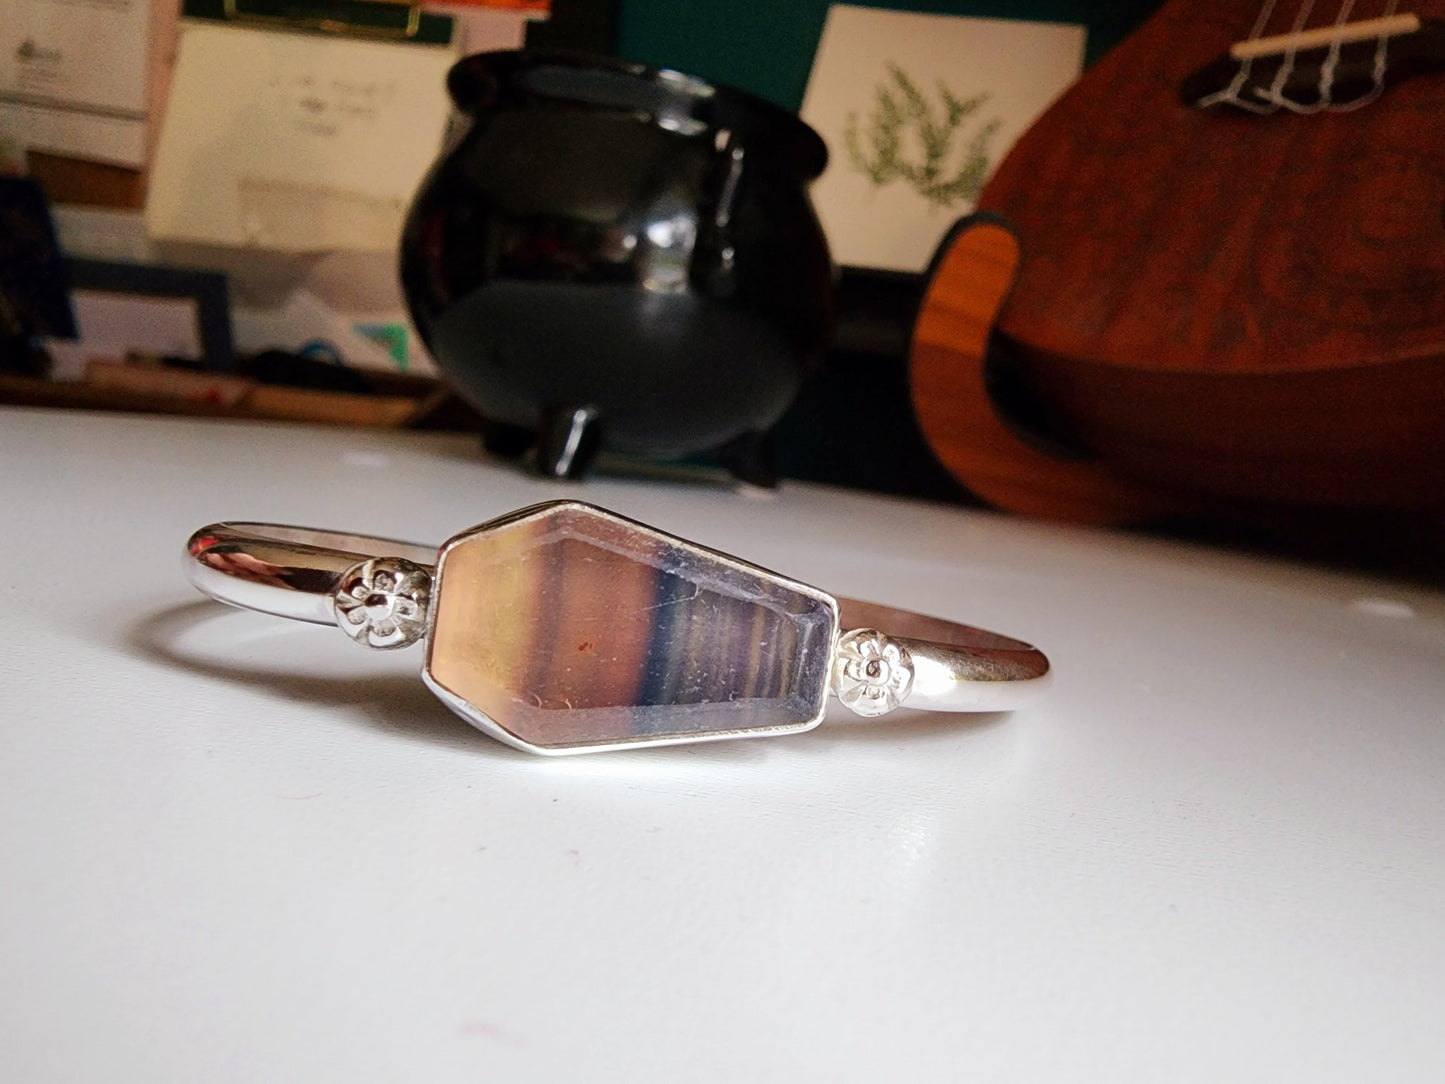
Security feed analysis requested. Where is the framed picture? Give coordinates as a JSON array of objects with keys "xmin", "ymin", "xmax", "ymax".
[
  {"xmin": 801, "ymin": 5, "xmax": 1085, "ymax": 273},
  {"xmin": 47, "ymin": 258, "xmax": 234, "ymax": 377}
]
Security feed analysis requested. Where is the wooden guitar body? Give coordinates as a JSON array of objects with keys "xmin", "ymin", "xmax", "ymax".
[{"xmin": 915, "ymin": 0, "xmax": 1445, "ymax": 520}]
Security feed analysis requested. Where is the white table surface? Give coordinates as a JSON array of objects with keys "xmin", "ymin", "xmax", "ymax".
[{"xmin": 2, "ymin": 407, "xmax": 1443, "ymax": 1082}]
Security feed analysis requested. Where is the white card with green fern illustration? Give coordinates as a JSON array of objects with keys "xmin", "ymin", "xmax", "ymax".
[{"xmin": 801, "ymin": 5, "xmax": 1084, "ymax": 272}]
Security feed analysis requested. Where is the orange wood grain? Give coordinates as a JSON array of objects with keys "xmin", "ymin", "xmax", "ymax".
[{"xmin": 910, "ymin": 217, "xmax": 1179, "ymax": 523}]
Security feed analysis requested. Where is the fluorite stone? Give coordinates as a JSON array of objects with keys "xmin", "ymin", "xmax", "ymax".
[{"xmin": 424, "ymin": 501, "xmax": 838, "ymax": 752}]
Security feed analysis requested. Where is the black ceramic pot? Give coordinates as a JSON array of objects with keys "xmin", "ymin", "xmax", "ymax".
[{"xmin": 400, "ymin": 51, "xmax": 834, "ymax": 483}]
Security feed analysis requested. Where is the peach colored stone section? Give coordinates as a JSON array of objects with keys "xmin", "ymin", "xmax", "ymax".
[
  {"xmin": 426, "ymin": 504, "xmax": 836, "ymax": 749},
  {"xmin": 430, "ymin": 528, "xmax": 657, "ymax": 718}
]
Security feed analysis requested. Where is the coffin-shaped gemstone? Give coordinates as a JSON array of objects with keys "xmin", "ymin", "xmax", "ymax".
[{"xmin": 423, "ymin": 501, "xmax": 839, "ymax": 752}]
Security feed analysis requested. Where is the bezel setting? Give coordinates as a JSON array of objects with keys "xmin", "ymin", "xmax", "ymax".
[{"xmin": 420, "ymin": 501, "xmax": 841, "ymax": 755}]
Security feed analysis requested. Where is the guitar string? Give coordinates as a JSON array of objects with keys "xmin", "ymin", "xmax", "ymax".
[
  {"xmin": 1195, "ymin": 0, "xmax": 1400, "ymax": 112},
  {"xmin": 1195, "ymin": 0, "xmax": 1282, "ymax": 112},
  {"xmin": 1257, "ymin": 0, "xmax": 1321, "ymax": 110},
  {"xmin": 1328, "ymin": 0, "xmax": 1400, "ymax": 111},
  {"xmin": 1259, "ymin": 0, "xmax": 1398, "ymax": 111},
  {"xmin": 1312, "ymin": 0, "xmax": 1361, "ymax": 108},
  {"xmin": 1258, "ymin": 0, "xmax": 1352, "ymax": 112}
]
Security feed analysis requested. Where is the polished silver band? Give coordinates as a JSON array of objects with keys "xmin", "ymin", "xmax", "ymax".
[
  {"xmin": 186, "ymin": 521, "xmax": 1051, "ymax": 716},
  {"xmin": 186, "ymin": 523, "xmax": 436, "ymax": 627}
]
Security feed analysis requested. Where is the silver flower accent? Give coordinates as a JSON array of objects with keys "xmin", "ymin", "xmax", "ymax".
[
  {"xmin": 331, "ymin": 557, "xmax": 431, "ymax": 649},
  {"xmin": 832, "ymin": 628, "xmax": 914, "ymax": 717}
]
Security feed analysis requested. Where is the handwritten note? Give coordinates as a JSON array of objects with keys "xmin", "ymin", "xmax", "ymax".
[{"xmin": 146, "ymin": 19, "xmax": 458, "ymax": 252}]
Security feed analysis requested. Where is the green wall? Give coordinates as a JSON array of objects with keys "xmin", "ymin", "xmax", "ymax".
[{"xmin": 616, "ymin": 1, "xmax": 1162, "ymax": 110}]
